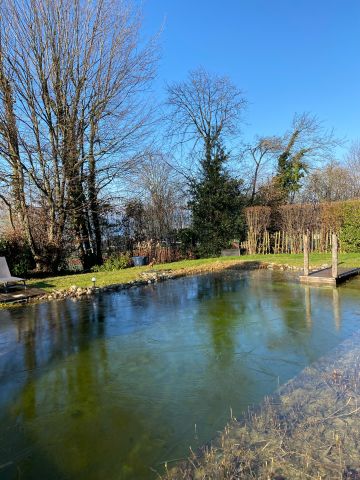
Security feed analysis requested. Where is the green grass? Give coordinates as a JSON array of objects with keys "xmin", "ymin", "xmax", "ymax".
[{"xmin": 27, "ymin": 253, "xmax": 360, "ymax": 292}]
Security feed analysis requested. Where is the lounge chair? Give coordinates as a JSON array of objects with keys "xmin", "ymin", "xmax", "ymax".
[{"xmin": 0, "ymin": 257, "xmax": 26, "ymax": 291}]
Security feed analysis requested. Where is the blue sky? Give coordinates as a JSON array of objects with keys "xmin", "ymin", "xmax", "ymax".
[{"xmin": 142, "ymin": 0, "xmax": 360, "ymax": 157}]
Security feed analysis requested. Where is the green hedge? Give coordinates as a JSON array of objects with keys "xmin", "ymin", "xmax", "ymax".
[{"xmin": 340, "ymin": 202, "xmax": 360, "ymax": 253}]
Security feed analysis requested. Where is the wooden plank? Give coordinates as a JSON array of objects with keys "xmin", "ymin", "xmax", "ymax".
[
  {"xmin": 303, "ymin": 233, "xmax": 309, "ymax": 276},
  {"xmin": 332, "ymin": 234, "xmax": 338, "ymax": 278},
  {"xmin": 299, "ymin": 267, "xmax": 360, "ymax": 286},
  {"xmin": 338, "ymin": 268, "xmax": 360, "ymax": 279},
  {"xmin": 299, "ymin": 275, "xmax": 337, "ymax": 286}
]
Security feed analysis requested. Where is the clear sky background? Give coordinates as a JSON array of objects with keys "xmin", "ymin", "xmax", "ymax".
[{"xmin": 142, "ymin": 0, "xmax": 360, "ymax": 159}]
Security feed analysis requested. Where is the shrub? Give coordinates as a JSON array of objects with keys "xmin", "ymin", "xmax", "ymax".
[
  {"xmin": 340, "ymin": 202, "xmax": 360, "ymax": 252},
  {"xmin": 92, "ymin": 253, "xmax": 131, "ymax": 272},
  {"xmin": 0, "ymin": 233, "xmax": 33, "ymax": 277}
]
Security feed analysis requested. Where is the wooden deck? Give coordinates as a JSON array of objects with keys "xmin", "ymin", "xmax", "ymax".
[
  {"xmin": 299, "ymin": 267, "xmax": 360, "ymax": 286},
  {"xmin": 0, "ymin": 286, "xmax": 45, "ymax": 304}
]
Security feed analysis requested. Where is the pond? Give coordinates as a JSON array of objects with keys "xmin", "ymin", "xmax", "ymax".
[{"xmin": 1, "ymin": 269, "xmax": 360, "ymax": 479}]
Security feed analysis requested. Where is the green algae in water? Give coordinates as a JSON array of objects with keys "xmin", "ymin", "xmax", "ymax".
[{"xmin": 0, "ymin": 270, "xmax": 360, "ymax": 479}]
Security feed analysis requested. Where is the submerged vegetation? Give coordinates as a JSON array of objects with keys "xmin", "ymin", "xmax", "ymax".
[
  {"xmin": 2, "ymin": 267, "xmax": 360, "ymax": 479},
  {"xmin": 164, "ymin": 332, "xmax": 360, "ymax": 479}
]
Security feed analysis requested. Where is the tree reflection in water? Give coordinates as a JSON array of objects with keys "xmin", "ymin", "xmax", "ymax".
[{"xmin": 0, "ymin": 270, "xmax": 359, "ymax": 480}]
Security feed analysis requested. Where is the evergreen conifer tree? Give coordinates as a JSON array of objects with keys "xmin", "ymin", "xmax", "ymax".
[{"xmin": 189, "ymin": 142, "xmax": 244, "ymax": 256}]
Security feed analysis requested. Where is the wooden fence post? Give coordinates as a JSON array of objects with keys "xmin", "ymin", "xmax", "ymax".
[
  {"xmin": 332, "ymin": 234, "xmax": 338, "ymax": 279},
  {"xmin": 303, "ymin": 232, "xmax": 309, "ymax": 276}
]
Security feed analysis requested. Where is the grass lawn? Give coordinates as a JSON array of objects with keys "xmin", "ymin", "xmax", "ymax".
[{"xmin": 28, "ymin": 253, "xmax": 360, "ymax": 292}]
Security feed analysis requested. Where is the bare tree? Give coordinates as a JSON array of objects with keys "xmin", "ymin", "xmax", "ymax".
[
  {"xmin": 0, "ymin": 0, "xmax": 157, "ymax": 271},
  {"xmin": 345, "ymin": 140, "xmax": 360, "ymax": 197},
  {"xmin": 128, "ymin": 151, "xmax": 188, "ymax": 241},
  {"xmin": 166, "ymin": 67, "xmax": 247, "ymax": 170},
  {"xmin": 241, "ymin": 136, "xmax": 282, "ymax": 204},
  {"xmin": 287, "ymin": 113, "xmax": 338, "ymax": 160},
  {"xmin": 0, "ymin": 200, "xmax": 10, "ymax": 231},
  {"xmin": 301, "ymin": 161, "xmax": 354, "ymax": 203},
  {"xmin": 275, "ymin": 113, "xmax": 339, "ymax": 203}
]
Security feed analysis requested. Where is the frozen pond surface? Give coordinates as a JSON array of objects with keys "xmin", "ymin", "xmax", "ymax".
[{"xmin": 1, "ymin": 270, "xmax": 360, "ymax": 479}]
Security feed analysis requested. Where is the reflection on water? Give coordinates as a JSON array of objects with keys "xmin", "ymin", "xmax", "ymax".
[
  {"xmin": 333, "ymin": 288, "xmax": 341, "ymax": 330},
  {"xmin": 0, "ymin": 270, "xmax": 360, "ymax": 479}
]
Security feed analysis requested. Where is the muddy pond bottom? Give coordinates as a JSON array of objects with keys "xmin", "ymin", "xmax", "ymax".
[{"xmin": 1, "ymin": 270, "xmax": 360, "ymax": 479}]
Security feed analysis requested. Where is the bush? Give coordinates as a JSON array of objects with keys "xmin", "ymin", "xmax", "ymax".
[
  {"xmin": 92, "ymin": 253, "xmax": 131, "ymax": 272},
  {"xmin": 340, "ymin": 203, "xmax": 360, "ymax": 252},
  {"xmin": 0, "ymin": 234, "xmax": 33, "ymax": 277}
]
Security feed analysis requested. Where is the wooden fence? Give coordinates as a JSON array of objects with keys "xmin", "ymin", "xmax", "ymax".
[
  {"xmin": 241, "ymin": 229, "xmax": 340, "ymax": 255},
  {"xmin": 242, "ymin": 201, "xmax": 358, "ymax": 255}
]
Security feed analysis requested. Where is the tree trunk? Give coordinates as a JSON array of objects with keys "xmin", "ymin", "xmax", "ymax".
[{"xmin": 88, "ymin": 122, "xmax": 103, "ymax": 265}]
